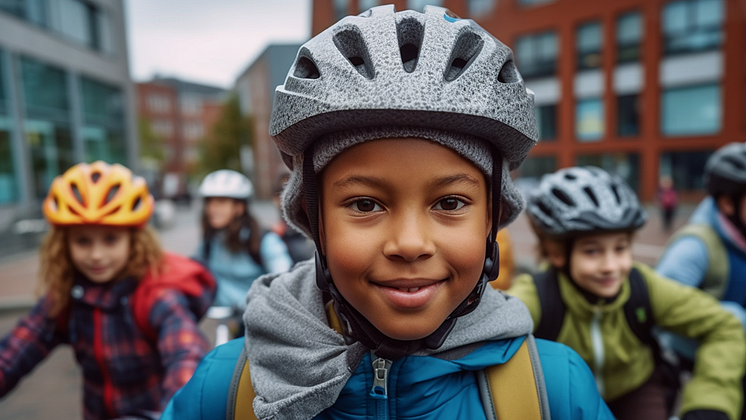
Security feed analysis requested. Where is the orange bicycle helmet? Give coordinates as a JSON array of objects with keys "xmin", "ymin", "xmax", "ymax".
[{"xmin": 43, "ymin": 161, "xmax": 154, "ymax": 227}]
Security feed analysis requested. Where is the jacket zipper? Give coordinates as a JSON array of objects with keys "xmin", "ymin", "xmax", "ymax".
[
  {"xmin": 590, "ymin": 307, "xmax": 606, "ymax": 398},
  {"xmin": 369, "ymin": 356, "xmax": 391, "ymax": 420}
]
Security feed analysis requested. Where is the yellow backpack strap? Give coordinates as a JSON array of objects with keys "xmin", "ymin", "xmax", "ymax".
[
  {"xmin": 478, "ymin": 335, "xmax": 550, "ymax": 420},
  {"xmin": 227, "ymin": 346, "xmax": 258, "ymax": 420},
  {"xmin": 665, "ymin": 223, "xmax": 729, "ymax": 299}
]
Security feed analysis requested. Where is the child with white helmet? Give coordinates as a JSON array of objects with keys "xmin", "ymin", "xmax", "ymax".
[
  {"xmin": 197, "ymin": 169, "xmax": 293, "ymax": 311},
  {"xmin": 163, "ymin": 5, "xmax": 613, "ymax": 419},
  {"xmin": 508, "ymin": 166, "xmax": 745, "ymax": 420}
]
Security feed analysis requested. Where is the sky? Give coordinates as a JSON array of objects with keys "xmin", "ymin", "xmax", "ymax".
[{"xmin": 124, "ymin": 0, "xmax": 311, "ymax": 89}]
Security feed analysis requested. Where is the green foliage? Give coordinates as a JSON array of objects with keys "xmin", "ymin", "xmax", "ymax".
[
  {"xmin": 138, "ymin": 117, "xmax": 165, "ymax": 165},
  {"xmin": 198, "ymin": 94, "xmax": 252, "ymax": 176}
]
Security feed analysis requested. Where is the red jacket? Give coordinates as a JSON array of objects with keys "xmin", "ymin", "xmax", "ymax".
[{"xmin": 0, "ymin": 253, "xmax": 216, "ymax": 420}]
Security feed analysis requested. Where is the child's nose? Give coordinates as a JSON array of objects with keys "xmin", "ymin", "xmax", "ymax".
[{"xmin": 383, "ymin": 212, "xmax": 435, "ymax": 262}]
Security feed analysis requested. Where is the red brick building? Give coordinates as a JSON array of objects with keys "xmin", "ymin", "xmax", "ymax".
[{"xmin": 310, "ymin": 0, "xmax": 746, "ymax": 201}]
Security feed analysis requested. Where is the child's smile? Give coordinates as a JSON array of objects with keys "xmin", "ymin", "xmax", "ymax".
[{"xmin": 320, "ymin": 137, "xmax": 491, "ymax": 341}]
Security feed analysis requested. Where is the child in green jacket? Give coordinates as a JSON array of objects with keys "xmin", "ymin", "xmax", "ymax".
[{"xmin": 508, "ymin": 166, "xmax": 746, "ymax": 420}]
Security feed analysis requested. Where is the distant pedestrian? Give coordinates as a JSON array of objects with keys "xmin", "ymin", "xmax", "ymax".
[
  {"xmin": 0, "ymin": 161, "xmax": 216, "ymax": 420},
  {"xmin": 657, "ymin": 175, "xmax": 678, "ymax": 232}
]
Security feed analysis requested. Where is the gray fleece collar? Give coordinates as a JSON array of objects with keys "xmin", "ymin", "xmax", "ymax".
[{"xmin": 243, "ymin": 260, "xmax": 533, "ymax": 420}]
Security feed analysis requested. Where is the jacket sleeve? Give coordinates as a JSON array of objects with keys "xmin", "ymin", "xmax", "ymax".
[
  {"xmin": 149, "ymin": 290, "xmax": 212, "ymax": 409},
  {"xmin": 506, "ymin": 273, "xmax": 542, "ymax": 331},
  {"xmin": 642, "ymin": 263, "xmax": 746, "ymax": 420},
  {"xmin": 260, "ymin": 232, "xmax": 293, "ymax": 274},
  {"xmin": 535, "ymin": 339, "xmax": 615, "ymax": 420},
  {"xmin": 160, "ymin": 338, "xmax": 243, "ymax": 420},
  {"xmin": 0, "ymin": 296, "xmax": 63, "ymax": 395},
  {"xmin": 656, "ymin": 237, "xmax": 709, "ymax": 288}
]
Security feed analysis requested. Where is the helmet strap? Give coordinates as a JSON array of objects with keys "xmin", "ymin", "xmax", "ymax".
[{"xmin": 303, "ymin": 145, "xmax": 502, "ymax": 359}]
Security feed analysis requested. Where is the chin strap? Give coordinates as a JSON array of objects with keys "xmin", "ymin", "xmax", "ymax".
[{"xmin": 304, "ymin": 145, "xmax": 502, "ymax": 360}]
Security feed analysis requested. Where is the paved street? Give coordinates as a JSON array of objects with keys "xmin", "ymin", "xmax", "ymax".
[{"xmin": 0, "ymin": 198, "xmax": 693, "ymax": 418}]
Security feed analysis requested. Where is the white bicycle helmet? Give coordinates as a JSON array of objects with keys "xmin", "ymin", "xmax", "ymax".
[
  {"xmin": 526, "ymin": 166, "xmax": 647, "ymax": 237},
  {"xmin": 198, "ymin": 170, "xmax": 253, "ymax": 200}
]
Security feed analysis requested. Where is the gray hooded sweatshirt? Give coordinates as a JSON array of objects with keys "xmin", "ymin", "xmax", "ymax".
[{"xmin": 243, "ymin": 260, "xmax": 534, "ymax": 420}]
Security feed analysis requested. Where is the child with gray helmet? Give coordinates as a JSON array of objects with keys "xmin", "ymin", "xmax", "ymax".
[
  {"xmin": 161, "ymin": 5, "xmax": 613, "ymax": 420},
  {"xmin": 508, "ymin": 166, "xmax": 745, "ymax": 420},
  {"xmin": 657, "ymin": 142, "xmax": 746, "ymax": 420}
]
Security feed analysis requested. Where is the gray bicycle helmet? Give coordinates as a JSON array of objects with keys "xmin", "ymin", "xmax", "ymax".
[
  {"xmin": 704, "ymin": 142, "xmax": 746, "ymax": 198},
  {"xmin": 270, "ymin": 4, "xmax": 538, "ymax": 238},
  {"xmin": 526, "ymin": 166, "xmax": 647, "ymax": 237}
]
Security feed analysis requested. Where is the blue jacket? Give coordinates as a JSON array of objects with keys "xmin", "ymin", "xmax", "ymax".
[
  {"xmin": 161, "ymin": 336, "xmax": 613, "ymax": 420},
  {"xmin": 195, "ymin": 230, "xmax": 292, "ymax": 309}
]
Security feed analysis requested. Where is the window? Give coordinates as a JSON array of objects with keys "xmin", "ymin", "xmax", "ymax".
[
  {"xmin": 151, "ymin": 120, "xmax": 173, "ymax": 138},
  {"xmin": 468, "ymin": 0, "xmax": 495, "ymax": 17},
  {"xmin": 0, "ymin": 52, "xmax": 6, "ymax": 115},
  {"xmin": 536, "ymin": 104, "xmax": 557, "ymax": 141},
  {"xmin": 407, "ymin": 0, "xmax": 443, "ymax": 11},
  {"xmin": 514, "ymin": 155, "xmax": 556, "ymax": 193},
  {"xmin": 359, "ymin": 0, "xmax": 378, "ymax": 12},
  {"xmin": 59, "ymin": 0, "xmax": 92, "ymax": 46},
  {"xmin": 21, "ymin": 57, "xmax": 69, "ymax": 121},
  {"xmin": 661, "ymin": 84, "xmax": 720, "ymax": 136},
  {"xmin": 577, "ymin": 21, "xmax": 602, "ymax": 70},
  {"xmin": 518, "ymin": 0, "xmax": 556, "ymax": 6},
  {"xmin": 0, "ymin": 52, "xmax": 18, "ymax": 204},
  {"xmin": 148, "ymin": 94, "xmax": 171, "ymax": 113},
  {"xmin": 659, "ymin": 150, "xmax": 713, "ymax": 190},
  {"xmin": 617, "ymin": 12, "xmax": 642, "ymax": 63},
  {"xmin": 184, "ymin": 122, "xmax": 204, "ymax": 141},
  {"xmin": 663, "ymin": 0, "xmax": 724, "ymax": 55},
  {"xmin": 0, "ymin": 0, "xmax": 47, "ymax": 26},
  {"xmin": 577, "ymin": 153, "xmax": 640, "ymax": 193},
  {"xmin": 617, "ymin": 94, "xmax": 639, "ymax": 136},
  {"xmin": 80, "ymin": 76, "xmax": 126, "ymax": 164},
  {"xmin": 180, "ymin": 96, "xmax": 202, "ymax": 116},
  {"xmin": 514, "ymin": 31, "xmax": 558, "ymax": 79},
  {"xmin": 333, "ymin": 0, "xmax": 348, "ymax": 20},
  {"xmin": 576, "ymin": 98, "xmax": 604, "ymax": 141}
]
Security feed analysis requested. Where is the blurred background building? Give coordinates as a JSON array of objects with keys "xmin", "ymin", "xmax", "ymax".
[
  {"xmin": 309, "ymin": 0, "xmax": 746, "ymax": 202},
  {"xmin": 136, "ymin": 76, "xmax": 227, "ymax": 202},
  {"xmin": 235, "ymin": 43, "xmax": 302, "ymax": 199},
  {"xmin": 0, "ymin": 0, "xmax": 135, "ymax": 253}
]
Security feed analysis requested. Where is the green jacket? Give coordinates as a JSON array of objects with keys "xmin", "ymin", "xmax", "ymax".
[{"xmin": 508, "ymin": 262, "xmax": 746, "ymax": 420}]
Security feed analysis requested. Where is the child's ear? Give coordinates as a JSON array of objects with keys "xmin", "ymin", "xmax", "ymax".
[
  {"xmin": 716, "ymin": 195, "xmax": 736, "ymax": 217},
  {"xmin": 545, "ymin": 240, "xmax": 566, "ymax": 269}
]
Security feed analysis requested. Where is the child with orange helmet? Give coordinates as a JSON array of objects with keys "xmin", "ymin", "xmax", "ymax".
[{"xmin": 0, "ymin": 161, "xmax": 216, "ymax": 420}]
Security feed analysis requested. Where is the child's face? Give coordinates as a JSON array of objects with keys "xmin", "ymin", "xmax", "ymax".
[
  {"xmin": 205, "ymin": 197, "xmax": 244, "ymax": 229},
  {"xmin": 320, "ymin": 138, "xmax": 491, "ymax": 341},
  {"xmin": 568, "ymin": 232, "xmax": 633, "ymax": 298},
  {"xmin": 68, "ymin": 225, "xmax": 131, "ymax": 283}
]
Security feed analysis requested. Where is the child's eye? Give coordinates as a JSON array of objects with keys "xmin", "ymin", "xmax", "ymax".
[
  {"xmin": 434, "ymin": 197, "xmax": 466, "ymax": 211},
  {"xmin": 104, "ymin": 234, "xmax": 120, "ymax": 244},
  {"xmin": 74, "ymin": 237, "xmax": 92, "ymax": 246},
  {"xmin": 349, "ymin": 199, "xmax": 382, "ymax": 213}
]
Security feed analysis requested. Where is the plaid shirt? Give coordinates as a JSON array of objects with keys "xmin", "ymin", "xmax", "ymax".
[{"xmin": 0, "ymin": 263, "xmax": 215, "ymax": 420}]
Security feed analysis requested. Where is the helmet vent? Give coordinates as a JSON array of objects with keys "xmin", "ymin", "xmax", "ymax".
[
  {"xmin": 293, "ymin": 56, "xmax": 320, "ymax": 79},
  {"xmin": 723, "ymin": 156, "xmax": 746, "ymax": 171},
  {"xmin": 71, "ymin": 183, "xmax": 84, "ymax": 205},
  {"xmin": 91, "ymin": 172, "xmax": 101, "ymax": 183},
  {"xmin": 537, "ymin": 201, "xmax": 554, "ymax": 218},
  {"xmin": 444, "ymin": 30, "xmax": 483, "ymax": 82},
  {"xmin": 551, "ymin": 188, "xmax": 575, "ymax": 207},
  {"xmin": 611, "ymin": 184, "xmax": 621, "ymax": 204},
  {"xmin": 497, "ymin": 60, "xmax": 520, "ymax": 84},
  {"xmin": 583, "ymin": 187, "xmax": 599, "ymax": 207},
  {"xmin": 333, "ymin": 27, "xmax": 375, "ymax": 79},
  {"xmin": 105, "ymin": 184, "xmax": 120, "ymax": 204},
  {"xmin": 396, "ymin": 17, "xmax": 424, "ymax": 73},
  {"xmin": 564, "ymin": 172, "xmax": 577, "ymax": 180},
  {"xmin": 131, "ymin": 196, "xmax": 142, "ymax": 211}
]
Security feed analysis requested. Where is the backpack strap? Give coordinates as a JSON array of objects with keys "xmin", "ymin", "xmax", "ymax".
[
  {"xmin": 623, "ymin": 267, "xmax": 655, "ymax": 348},
  {"xmin": 665, "ymin": 224, "xmax": 729, "ymax": 299},
  {"xmin": 478, "ymin": 335, "xmax": 549, "ymax": 420},
  {"xmin": 533, "ymin": 268, "xmax": 565, "ymax": 341},
  {"xmin": 227, "ymin": 346, "xmax": 257, "ymax": 420}
]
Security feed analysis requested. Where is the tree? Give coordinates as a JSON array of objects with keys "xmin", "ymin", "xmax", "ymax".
[{"xmin": 199, "ymin": 94, "xmax": 253, "ymax": 175}]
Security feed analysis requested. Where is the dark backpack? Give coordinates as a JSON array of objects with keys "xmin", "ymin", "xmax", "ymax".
[{"xmin": 533, "ymin": 267, "xmax": 680, "ymax": 412}]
